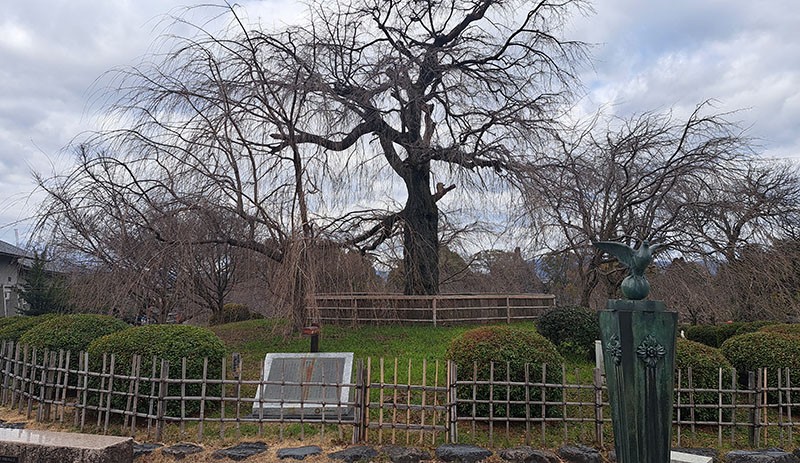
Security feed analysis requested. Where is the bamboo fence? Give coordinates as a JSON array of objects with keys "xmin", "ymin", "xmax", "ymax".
[
  {"xmin": 1, "ymin": 340, "xmax": 799, "ymax": 449},
  {"xmin": 315, "ymin": 294, "xmax": 556, "ymax": 325}
]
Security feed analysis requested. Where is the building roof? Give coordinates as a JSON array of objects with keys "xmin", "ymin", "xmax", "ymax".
[{"xmin": 0, "ymin": 240, "xmax": 31, "ymax": 258}]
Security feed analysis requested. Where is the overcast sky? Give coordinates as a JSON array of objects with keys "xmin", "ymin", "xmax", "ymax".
[{"xmin": 1, "ymin": 0, "xmax": 798, "ymax": 246}]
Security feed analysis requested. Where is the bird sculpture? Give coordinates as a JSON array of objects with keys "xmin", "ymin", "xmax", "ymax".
[{"xmin": 592, "ymin": 239, "xmax": 666, "ymax": 300}]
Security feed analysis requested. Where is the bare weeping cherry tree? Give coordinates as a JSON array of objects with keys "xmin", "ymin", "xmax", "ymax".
[
  {"xmin": 677, "ymin": 160, "xmax": 800, "ymax": 320},
  {"xmin": 37, "ymin": 0, "xmax": 588, "ymax": 329},
  {"xmin": 36, "ymin": 9, "xmax": 323, "ymax": 330},
  {"xmin": 680, "ymin": 160, "xmax": 800, "ymax": 263},
  {"xmin": 260, "ymin": 0, "xmax": 588, "ymax": 294},
  {"xmin": 524, "ymin": 103, "xmax": 754, "ymax": 307}
]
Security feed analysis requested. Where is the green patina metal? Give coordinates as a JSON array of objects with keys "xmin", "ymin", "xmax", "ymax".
[
  {"xmin": 594, "ymin": 240, "xmax": 677, "ymax": 463},
  {"xmin": 600, "ymin": 301, "xmax": 676, "ymax": 463},
  {"xmin": 593, "ymin": 240, "xmax": 666, "ymax": 300}
]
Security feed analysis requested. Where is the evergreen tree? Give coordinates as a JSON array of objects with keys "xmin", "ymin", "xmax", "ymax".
[{"xmin": 16, "ymin": 250, "xmax": 70, "ymax": 316}]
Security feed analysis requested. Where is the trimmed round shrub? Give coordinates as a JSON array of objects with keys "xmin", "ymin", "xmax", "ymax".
[
  {"xmin": 735, "ymin": 321, "xmax": 776, "ymax": 334},
  {"xmin": 88, "ymin": 325, "xmax": 226, "ymax": 416},
  {"xmin": 685, "ymin": 322, "xmax": 775, "ymax": 348},
  {"xmin": 685, "ymin": 325, "xmax": 720, "ymax": 347},
  {"xmin": 720, "ymin": 332, "xmax": 800, "ymax": 388},
  {"xmin": 446, "ymin": 325, "xmax": 564, "ymax": 418},
  {"xmin": 535, "ymin": 306, "xmax": 599, "ymax": 360},
  {"xmin": 19, "ymin": 314, "xmax": 128, "ymax": 353},
  {"xmin": 675, "ymin": 338, "xmax": 733, "ymax": 422},
  {"xmin": 715, "ymin": 323, "xmax": 744, "ymax": 346},
  {"xmin": 209, "ymin": 303, "xmax": 263, "ymax": 325},
  {"xmin": 0, "ymin": 314, "xmax": 58, "ymax": 342},
  {"xmin": 677, "ymin": 338, "xmax": 733, "ymax": 376},
  {"xmin": 760, "ymin": 324, "xmax": 800, "ymax": 337}
]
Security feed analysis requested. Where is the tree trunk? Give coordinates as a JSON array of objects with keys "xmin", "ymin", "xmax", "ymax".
[
  {"xmin": 287, "ymin": 138, "xmax": 315, "ymax": 333},
  {"xmin": 401, "ymin": 164, "xmax": 439, "ymax": 295},
  {"xmin": 290, "ymin": 261, "xmax": 307, "ymax": 332}
]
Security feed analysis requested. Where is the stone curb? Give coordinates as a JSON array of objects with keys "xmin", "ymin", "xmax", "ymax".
[{"xmin": 134, "ymin": 442, "xmax": 800, "ymax": 462}]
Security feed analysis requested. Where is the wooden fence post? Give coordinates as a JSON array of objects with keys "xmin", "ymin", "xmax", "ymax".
[
  {"xmin": 38, "ymin": 350, "xmax": 55, "ymax": 422},
  {"xmin": 130, "ymin": 355, "xmax": 142, "ymax": 436},
  {"xmin": 360, "ymin": 358, "xmax": 370, "ymax": 443},
  {"xmin": 787, "ymin": 368, "xmax": 793, "ymax": 445},
  {"xmin": 59, "ymin": 350, "xmax": 70, "ymax": 424},
  {"xmin": 593, "ymin": 367, "xmax": 604, "ymax": 446},
  {"xmin": 749, "ymin": 370, "xmax": 761, "ymax": 447},
  {"xmin": 10, "ymin": 343, "xmax": 21, "ymax": 409},
  {"xmin": 26, "ymin": 347, "xmax": 37, "ymax": 418},
  {"xmin": 96, "ymin": 354, "xmax": 107, "ymax": 428},
  {"xmin": 353, "ymin": 358, "xmax": 368, "ymax": 443},
  {"xmin": 1, "ymin": 341, "xmax": 11, "ymax": 405},
  {"xmin": 447, "ymin": 361, "xmax": 458, "ymax": 444},
  {"xmin": 103, "ymin": 354, "xmax": 116, "ymax": 434},
  {"xmin": 155, "ymin": 359, "xmax": 169, "ymax": 442},
  {"xmin": 79, "ymin": 351, "xmax": 90, "ymax": 431},
  {"xmin": 18, "ymin": 345, "xmax": 29, "ymax": 414}
]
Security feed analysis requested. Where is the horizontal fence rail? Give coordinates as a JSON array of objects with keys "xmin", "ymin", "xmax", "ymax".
[
  {"xmin": 2, "ymin": 341, "xmax": 800, "ymax": 449},
  {"xmin": 314, "ymin": 293, "xmax": 557, "ymax": 325}
]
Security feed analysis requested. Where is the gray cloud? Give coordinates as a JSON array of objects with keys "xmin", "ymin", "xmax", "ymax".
[
  {"xmin": 1, "ymin": 0, "xmax": 797, "ymax": 244},
  {"xmin": 571, "ymin": 0, "xmax": 800, "ymax": 160}
]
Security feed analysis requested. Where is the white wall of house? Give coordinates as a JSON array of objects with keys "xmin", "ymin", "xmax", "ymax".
[{"xmin": 0, "ymin": 254, "xmax": 23, "ymax": 317}]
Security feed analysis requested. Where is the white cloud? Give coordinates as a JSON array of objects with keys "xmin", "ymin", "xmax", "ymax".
[{"xmin": 0, "ymin": 20, "xmax": 35, "ymax": 54}]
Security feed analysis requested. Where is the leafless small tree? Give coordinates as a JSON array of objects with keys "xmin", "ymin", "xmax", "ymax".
[
  {"xmin": 524, "ymin": 103, "xmax": 753, "ymax": 307},
  {"xmin": 468, "ymin": 248, "xmax": 544, "ymax": 294},
  {"xmin": 680, "ymin": 160, "xmax": 800, "ymax": 262}
]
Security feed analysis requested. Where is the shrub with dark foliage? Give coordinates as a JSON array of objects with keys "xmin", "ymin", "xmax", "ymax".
[
  {"xmin": 759, "ymin": 324, "xmax": 800, "ymax": 337},
  {"xmin": 0, "ymin": 314, "xmax": 59, "ymax": 342},
  {"xmin": 721, "ymin": 332, "xmax": 800, "ymax": 374},
  {"xmin": 735, "ymin": 321, "xmax": 776, "ymax": 334},
  {"xmin": 675, "ymin": 338, "xmax": 733, "ymax": 422},
  {"xmin": 88, "ymin": 325, "xmax": 226, "ymax": 416},
  {"xmin": 686, "ymin": 321, "xmax": 776, "ymax": 348},
  {"xmin": 685, "ymin": 324, "xmax": 721, "ymax": 347},
  {"xmin": 535, "ymin": 306, "xmax": 599, "ymax": 360},
  {"xmin": 721, "ymin": 331, "xmax": 800, "ymax": 393},
  {"xmin": 19, "ymin": 314, "xmax": 128, "ymax": 353},
  {"xmin": 446, "ymin": 325, "xmax": 564, "ymax": 418}
]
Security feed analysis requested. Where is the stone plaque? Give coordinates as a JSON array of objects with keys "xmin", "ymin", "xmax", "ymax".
[
  {"xmin": 0, "ymin": 456, "xmax": 18, "ymax": 463},
  {"xmin": 252, "ymin": 352, "xmax": 354, "ymax": 419}
]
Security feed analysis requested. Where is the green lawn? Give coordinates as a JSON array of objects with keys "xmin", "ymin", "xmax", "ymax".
[
  {"xmin": 209, "ymin": 319, "xmax": 555, "ymax": 382},
  {"xmin": 210, "ymin": 319, "xmax": 544, "ymax": 358}
]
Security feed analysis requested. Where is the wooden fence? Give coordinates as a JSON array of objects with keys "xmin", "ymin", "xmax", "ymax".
[
  {"xmin": 2, "ymin": 341, "xmax": 800, "ymax": 449},
  {"xmin": 314, "ymin": 294, "xmax": 557, "ymax": 325}
]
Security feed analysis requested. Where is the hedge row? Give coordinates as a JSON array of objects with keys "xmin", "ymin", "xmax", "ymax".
[{"xmin": 685, "ymin": 321, "xmax": 776, "ymax": 348}]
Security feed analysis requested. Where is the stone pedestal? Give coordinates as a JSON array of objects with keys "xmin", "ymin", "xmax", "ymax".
[
  {"xmin": 599, "ymin": 300, "xmax": 677, "ymax": 463},
  {"xmin": 0, "ymin": 428, "xmax": 132, "ymax": 463}
]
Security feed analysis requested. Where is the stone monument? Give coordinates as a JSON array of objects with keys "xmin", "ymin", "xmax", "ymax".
[
  {"xmin": 593, "ymin": 240, "xmax": 676, "ymax": 463},
  {"xmin": 252, "ymin": 352, "xmax": 354, "ymax": 419}
]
